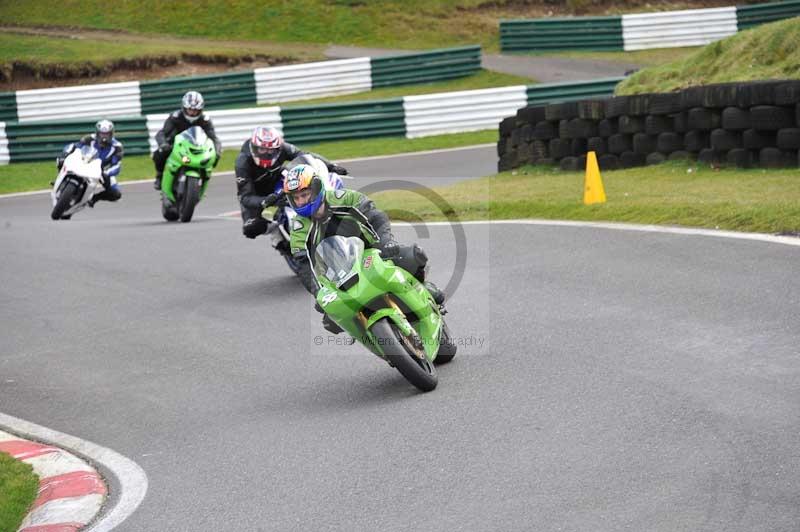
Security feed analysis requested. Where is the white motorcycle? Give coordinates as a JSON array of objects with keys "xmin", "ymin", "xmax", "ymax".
[
  {"xmin": 50, "ymin": 144, "xmax": 105, "ymax": 220},
  {"xmin": 266, "ymin": 155, "xmax": 345, "ymax": 274}
]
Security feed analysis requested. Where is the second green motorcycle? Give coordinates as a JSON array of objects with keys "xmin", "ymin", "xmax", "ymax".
[{"xmin": 160, "ymin": 126, "xmax": 217, "ymax": 222}]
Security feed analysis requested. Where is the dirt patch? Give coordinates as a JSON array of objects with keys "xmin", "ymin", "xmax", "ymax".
[
  {"xmin": 1, "ymin": 55, "xmax": 295, "ymax": 91},
  {"xmin": 0, "ymin": 25, "xmax": 324, "ymax": 91}
]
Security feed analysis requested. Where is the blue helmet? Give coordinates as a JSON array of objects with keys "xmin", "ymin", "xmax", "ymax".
[{"xmin": 283, "ymin": 164, "xmax": 325, "ymax": 218}]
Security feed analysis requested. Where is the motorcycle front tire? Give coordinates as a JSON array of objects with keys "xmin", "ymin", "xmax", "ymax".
[
  {"xmin": 179, "ymin": 178, "xmax": 201, "ymax": 223},
  {"xmin": 51, "ymin": 182, "xmax": 78, "ymax": 220},
  {"xmin": 372, "ymin": 318, "xmax": 438, "ymax": 392}
]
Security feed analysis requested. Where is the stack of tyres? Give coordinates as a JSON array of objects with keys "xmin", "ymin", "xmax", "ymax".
[{"xmin": 498, "ymin": 80, "xmax": 800, "ymax": 172}]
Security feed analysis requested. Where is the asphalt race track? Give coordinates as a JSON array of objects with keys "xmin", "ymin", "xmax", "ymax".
[{"xmin": 1, "ymin": 146, "xmax": 799, "ymax": 531}]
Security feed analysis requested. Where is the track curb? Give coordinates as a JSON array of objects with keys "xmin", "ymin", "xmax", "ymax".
[{"xmin": 0, "ymin": 429, "xmax": 105, "ymax": 531}]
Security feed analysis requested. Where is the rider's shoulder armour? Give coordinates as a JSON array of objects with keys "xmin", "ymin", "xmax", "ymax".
[{"xmin": 325, "ymin": 188, "xmax": 362, "ymax": 208}]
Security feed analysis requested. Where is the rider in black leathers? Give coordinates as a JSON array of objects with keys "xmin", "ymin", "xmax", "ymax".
[
  {"xmin": 152, "ymin": 91, "xmax": 222, "ymax": 190},
  {"xmin": 235, "ymin": 125, "xmax": 347, "ymax": 240}
]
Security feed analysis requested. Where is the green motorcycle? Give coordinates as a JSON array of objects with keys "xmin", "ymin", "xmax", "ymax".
[
  {"xmin": 314, "ymin": 235, "xmax": 456, "ymax": 392},
  {"xmin": 161, "ymin": 126, "xmax": 216, "ymax": 222}
]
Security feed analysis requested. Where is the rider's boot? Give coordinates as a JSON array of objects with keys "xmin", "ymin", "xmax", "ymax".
[
  {"xmin": 153, "ymin": 173, "xmax": 162, "ymax": 191},
  {"xmin": 424, "ymin": 281, "xmax": 445, "ymax": 306}
]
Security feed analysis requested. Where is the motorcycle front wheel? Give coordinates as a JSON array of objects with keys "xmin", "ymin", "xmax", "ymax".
[
  {"xmin": 179, "ymin": 177, "xmax": 201, "ymax": 223},
  {"xmin": 372, "ymin": 318, "xmax": 438, "ymax": 392},
  {"xmin": 51, "ymin": 182, "xmax": 78, "ymax": 220}
]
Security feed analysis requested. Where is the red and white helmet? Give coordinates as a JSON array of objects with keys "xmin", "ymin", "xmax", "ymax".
[{"xmin": 249, "ymin": 126, "xmax": 283, "ymax": 169}]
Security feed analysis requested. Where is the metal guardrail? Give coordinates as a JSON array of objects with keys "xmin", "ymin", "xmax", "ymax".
[
  {"xmin": 501, "ymin": 1, "xmax": 800, "ymax": 52},
  {"xmin": 0, "ymin": 47, "xmax": 483, "ymax": 125},
  {"xmin": 0, "ymin": 94, "xmax": 18, "ymax": 123},
  {"xmin": 140, "ymin": 72, "xmax": 257, "ymax": 114},
  {"xmin": 500, "ymin": 17, "xmax": 624, "ymax": 52},
  {"xmin": 4, "ymin": 117, "xmax": 150, "ymax": 163},
  {"xmin": 254, "ymin": 58, "xmax": 371, "ymax": 104},
  {"xmin": 280, "ymin": 99, "xmax": 406, "ymax": 144},
  {"xmin": 145, "ymin": 107, "xmax": 283, "ymax": 152},
  {"xmin": 15, "ymin": 82, "xmax": 142, "ymax": 123},
  {"xmin": 737, "ymin": 0, "xmax": 800, "ymax": 29},
  {"xmin": 404, "ymin": 86, "xmax": 527, "ymax": 138},
  {"xmin": 0, "ymin": 123, "xmax": 9, "ymax": 165},
  {"xmin": 526, "ymin": 78, "xmax": 623, "ymax": 106},
  {"xmin": 0, "ymin": 78, "xmax": 626, "ymax": 163},
  {"xmin": 370, "ymin": 46, "xmax": 481, "ymax": 88},
  {"xmin": 622, "ymin": 7, "xmax": 738, "ymax": 50}
]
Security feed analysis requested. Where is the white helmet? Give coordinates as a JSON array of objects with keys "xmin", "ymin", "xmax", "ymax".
[{"xmin": 181, "ymin": 91, "xmax": 205, "ymax": 123}]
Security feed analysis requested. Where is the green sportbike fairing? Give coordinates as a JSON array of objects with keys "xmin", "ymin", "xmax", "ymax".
[
  {"xmin": 314, "ymin": 235, "xmax": 456, "ymax": 392},
  {"xmin": 161, "ymin": 126, "xmax": 216, "ymax": 222}
]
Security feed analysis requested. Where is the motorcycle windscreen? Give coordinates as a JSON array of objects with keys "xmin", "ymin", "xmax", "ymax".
[
  {"xmin": 78, "ymin": 144, "xmax": 99, "ymax": 162},
  {"xmin": 180, "ymin": 126, "xmax": 209, "ymax": 152},
  {"xmin": 313, "ymin": 236, "xmax": 364, "ymax": 287}
]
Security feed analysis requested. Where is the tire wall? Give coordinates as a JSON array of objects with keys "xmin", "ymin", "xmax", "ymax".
[{"xmin": 497, "ymin": 80, "xmax": 800, "ymax": 172}]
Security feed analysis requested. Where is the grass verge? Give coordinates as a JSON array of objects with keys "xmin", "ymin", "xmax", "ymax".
[
  {"xmin": 0, "ymin": 33, "xmax": 307, "ymax": 66},
  {"xmin": 0, "ymin": 452, "xmax": 38, "ymax": 532},
  {"xmin": 0, "ymin": 1, "xmax": 748, "ymax": 53},
  {"xmin": 371, "ymin": 160, "xmax": 800, "ymax": 234},
  {"xmin": 0, "ymin": 130, "xmax": 497, "ymax": 195},
  {"xmin": 617, "ymin": 17, "xmax": 800, "ymax": 95},
  {"xmin": 550, "ymin": 47, "xmax": 700, "ymax": 67}
]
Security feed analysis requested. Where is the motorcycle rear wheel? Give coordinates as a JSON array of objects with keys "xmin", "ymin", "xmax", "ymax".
[
  {"xmin": 435, "ymin": 319, "xmax": 457, "ymax": 364},
  {"xmin": 51, "ymin": 182, "xmax": 78, "ymax": 220},
  {"xmin": 372, "ymin": 318, "xmax": 437, "ymax": 392}
]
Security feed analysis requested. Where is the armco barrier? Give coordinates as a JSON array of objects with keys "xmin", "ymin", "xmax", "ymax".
[
  {"xmin": 140, "ymin": 72, "xmax": 257, "ymax": 114},
  {"xmin": 737, "ymin": 0, "xmax": 800, "ymax": 29},
  {"xmin": 404, "ymin": 86, "xmax": 527, "ymax": 138},
  {"xmin": 622, "ymin": 7, "xmax": 738, "ymax": 51},
  {"xmin": 1, "ymin": 78, "xmax": 627, "ymax": 164},
  {"xmin": 0, "ymin": 93, "xmax": 17, "ymax": 123},
  {"xmin": 16, "ymin": 82, "xmax": 141, "ymax": 123},
  {"xmin": 370, "ymin": 46, "xmax": 481, "ymax": 88},
  {"xmin": 255, "ymin": 58, "xmax": 371, "ymax": 104},
  {"xmin": 280, "ymin": 99, "xmax": 406, "ymax": 144},
  {"xmin": 146, "ymin": 107, "xmax": 283, "ymax": 152},
  {"xmin": 527, "ymin": 77, "xmax": 623, "ymax": 106},
  {"xmin": 0, "ymin": 46, "xmax": 483, "ymax": 124},
  {"xmin": 5, "ymin": 117, "xmax": 150, "ymax": 163},
  {"xmin": 0, "ymin": 122, "xmax": 9, "ymax": 165},
  {"xmin": 501, "ymin": 1, "xmax": 800, "ymax": 52},
  {"xmin": 500, "ymin": 17, "xmax": 623, "ymax": 52}
]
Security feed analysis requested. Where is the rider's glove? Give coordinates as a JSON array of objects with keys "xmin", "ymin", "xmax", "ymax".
[
  {"xmin": 159, "ymin": 142, "xmax": 171, "ymax": 153},
  {"xmin": 330, "ymin": 164, "xmax": 348, "ymax": 175},
  {"xmin": 378, "ymin": 239, "xmax": 400, "ymax": 259},
  {"xmin": 261, "ymin": 193, "xmax": 279, "ymax": 209}
]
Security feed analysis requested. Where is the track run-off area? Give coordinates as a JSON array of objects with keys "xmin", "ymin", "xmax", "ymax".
[{"xmin": 1, "ymin": 146, "xmax": 798, "ymax": 531}]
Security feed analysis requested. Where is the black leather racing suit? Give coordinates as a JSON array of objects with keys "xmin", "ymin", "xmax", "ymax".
[{"xmin": 235, "ymin": 140, "xmax": 337, "ymax": 239}]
